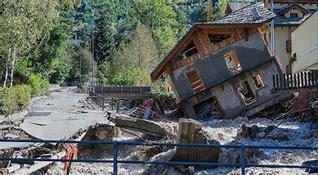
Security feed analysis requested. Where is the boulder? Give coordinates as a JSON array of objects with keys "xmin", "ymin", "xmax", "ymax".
[
  {"xmin": 77, "ymin": 123, "xmax": 114, "ymax": 158},
  {"xmin": 143, "ymin": 149, "xmax": 182, "ymax": 175},
  {"xmin": 266, "ymin": 128, "xmax": 290, "ymax": 141},
  {"xmin": 264, "ymin": 125, "xmax": 277, "ymax": 134},
  {"xmin": 173, "ymin": 118, "xmax": 220, "ymax": 167}
]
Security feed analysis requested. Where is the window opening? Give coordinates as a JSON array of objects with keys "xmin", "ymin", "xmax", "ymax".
[
  {"xmin": 175, "ymin": 41, "xmax": 198, "ymax": 63},
  {"xmin": 208, "ymin": 34, "xmax": 231, "ymax": 44},
  {"xmin": 224, "ymin": 52, "xmax": 242, "ymax": 73},
  {"xmin": 238, "ymin": 80, "xmax": 255, "ymax": 104},
  {"xmin": 186, "ymin": 69, "xmax": 205, "ymax": 94}
]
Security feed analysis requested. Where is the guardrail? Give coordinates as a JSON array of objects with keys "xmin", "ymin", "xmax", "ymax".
[{"xmin": 0, "ymin": 139, "xmax": 318, "ymax": 175}]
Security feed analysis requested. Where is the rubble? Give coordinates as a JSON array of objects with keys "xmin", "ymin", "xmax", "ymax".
[
  {"xmin": 77, "ymin": 123, "xmax": 114, "ymax": 159},
  {"xmin": 112, "ymin": 114, "xmax": 177, "ymax": 139},
  {"xmin": 238, "ymin": 123, "xmax": 290, "ymax": 141},
  {"xmin": 2, "ymin": 86, "xmax": 318, "ymax": 175},
  {"xmin": 173, "ymin": 118, "xmax": 220, "ymax": 166},
  {"xmin": 142, "ymin": 149, "xmax": 181, "ymax": 175}
]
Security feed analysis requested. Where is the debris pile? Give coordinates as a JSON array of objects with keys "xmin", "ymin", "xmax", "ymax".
[{"xmin": 173, "ymin": 118, "xmax": 220, "ymax": 165}]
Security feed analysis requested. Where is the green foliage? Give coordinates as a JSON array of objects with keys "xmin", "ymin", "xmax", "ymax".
[
  {"xmin": 0, "ymin": 85, "xmax": 31, "ymax": 115},
  {"xmin": 0, "ymin": 87, "xmax": 15, "ymax": 114},
  {"xmin": 14, "ymin": 85, "xmax": 31, "ymax": 110},
  {"xmin": 1, "ymin": 0, "xmax": 230, "ymax": 94},
  {"xmin": 27, "ymin": 74, "xmax": 50, "ymax": 96},
  {"xmin": 98, "ymin": 22, "xmax": 159, "ymax": 86},
  {"xmin": 132, "ymin": 0, "xmax": 179, "ymax": 57}
]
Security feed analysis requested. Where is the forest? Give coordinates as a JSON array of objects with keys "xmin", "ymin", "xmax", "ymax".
[{"xmin": 0, "ymin": 0, "xmax": 227, "ymax": 113}]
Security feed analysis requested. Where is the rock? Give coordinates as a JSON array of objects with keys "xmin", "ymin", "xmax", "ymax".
[
  {"xmin": 264, "ymin": 125, "xmax": 277, "ymax": 134},
  {"xmin": 219, "ymin": 145, "xmax": 265, "ymax": 164},
  {"xmin": 240, "ymin": 123, "xmax": 251, "ymax": 138},
  {"xmin": 173, "ymin": 118, "xmax": 220, "ymax": 168},
  {"xmin": 266, "ymin": 128, "xmax": 290, "ymax": 141},
  {"xmin": 250, "ymin": 125, "xmax": 260, "ymax": 139},
  {"xmin": 143, "ymin": 149, "xmax": 182, "ymax": 175},
  {"xmin": 77, "ymin": 123, "xmax": 114, "ymax": 158},
  {"xmin": 239, "ymin": 123, "xmax": 260, "ymax": 139}
]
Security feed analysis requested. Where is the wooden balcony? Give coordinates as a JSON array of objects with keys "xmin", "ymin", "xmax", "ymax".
[{"xmin": 272, "ymin": 71, "xmax": 318, "ymax": 92}]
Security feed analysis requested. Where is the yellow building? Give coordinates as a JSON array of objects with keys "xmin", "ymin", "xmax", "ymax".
[
  {"xmin": 291, "ymin": 10, "xmax": 318, "ymax": 73},
  {"xmin": 271, "ymin": 0, "xmax": 318, "ymax": 73}
]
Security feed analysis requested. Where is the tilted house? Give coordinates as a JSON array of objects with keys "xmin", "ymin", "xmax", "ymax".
[{"xmin": 151, "ymin": 2, "xmax": 286, "ymax": 118}]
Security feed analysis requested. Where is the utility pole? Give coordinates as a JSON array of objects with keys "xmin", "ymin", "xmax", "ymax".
[{"xmin": 91, "ymin": 6, "xmax": 95, "ymax": 91}]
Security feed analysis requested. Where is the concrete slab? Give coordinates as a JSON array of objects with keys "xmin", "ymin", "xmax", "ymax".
[
  {"xmin": 21, "ymin": 112, "xmax": 108, "ymax": 140},
  {"xmin": 20, "ymin": 88, "xmax": 110, "ymax": 141}
]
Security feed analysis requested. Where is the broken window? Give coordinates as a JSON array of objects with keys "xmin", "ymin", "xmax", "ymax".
[
  {"xmin": 186, "ymin": 69, "xmax": 205, "ymax": 94},
  {"xmin": 252, "ymin": 73, "xmax": 264, "ymax": 89},
  {"xmin": 175, "ymin": 41, "xmax": 198, "ymax": 63},
  {"xmin": 224, "ymin": 52, "xmax": 242, "ymax": 73},
  {"xmin": 238, "ymin": 80, "xmax": 255, "ymax": 104},
  {"xmin": 208, "ymin": 34, "xmax": 231, "ymax": 44}
]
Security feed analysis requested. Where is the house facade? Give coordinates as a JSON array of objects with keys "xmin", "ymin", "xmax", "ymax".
[
  {"xmin": 151, "ymin": 3, "xmax": 286, "ymax": 118},
  {"xmin": 270, "ymin": 0, "xmax": 318, "ymax": 73},
  {"xmin": 291, "ymin": 10, "xmax": 318, "ymax": 73}
]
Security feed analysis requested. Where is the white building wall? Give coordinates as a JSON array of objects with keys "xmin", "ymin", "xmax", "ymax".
[{"xmin": 292, "ymin": 11, "xmax": 318, "ymax": 73}]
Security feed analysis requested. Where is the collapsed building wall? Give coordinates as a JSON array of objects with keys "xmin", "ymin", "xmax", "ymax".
[{"xmin": 183, "ymin": 61, "xmax": 286, "ymax": 118}]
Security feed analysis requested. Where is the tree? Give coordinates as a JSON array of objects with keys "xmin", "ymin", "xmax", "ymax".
[
  {"xmin": 0, "ymin": 0, "xmax": 79, "ymax": 87},
  {"xmin": 132, "ymin": 0, "xmax": 179, "ymax": 57},
  {"xmin": 98, "ymin": 22, "xmax": 159, "ymax": 86},
  {"xmin": 206, "ymin": 0, "xmax": 214, "ymax": 21}
]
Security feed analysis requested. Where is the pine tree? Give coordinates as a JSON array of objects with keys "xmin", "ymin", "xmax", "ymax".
[{"xmin": 206, "ymin": 0, "xmax": 214, "ymax": 21}]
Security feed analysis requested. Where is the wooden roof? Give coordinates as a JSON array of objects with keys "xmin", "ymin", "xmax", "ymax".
[{"xmin": 150, "ymin": 2, "xmax": 275, "ymax": 82}]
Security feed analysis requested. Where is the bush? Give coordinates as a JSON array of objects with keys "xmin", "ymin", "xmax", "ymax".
[
  {"xmin": 15, "ymin": 85, "xmax": 31, "ymax": 110},
  {"xmin": 0, "ymin": 85, "xmax": 31, "ymax": 115},
  {"xmin": 27, "ymin": 74, "xmax": 50, "ymax": 96}
]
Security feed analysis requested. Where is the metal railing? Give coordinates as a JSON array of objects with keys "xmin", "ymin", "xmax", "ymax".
[
  {"xmin": 93, "ymin": 85, "xmax": 151, "ymax": 94},
  {"xmin": 0, "ymin": 139, "xmax": 318, "ymax": 175}
]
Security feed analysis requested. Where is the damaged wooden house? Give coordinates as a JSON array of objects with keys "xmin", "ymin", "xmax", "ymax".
[{"xmin": 151, "ymin": 2, "xmax": 287, "ymax": 118}]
